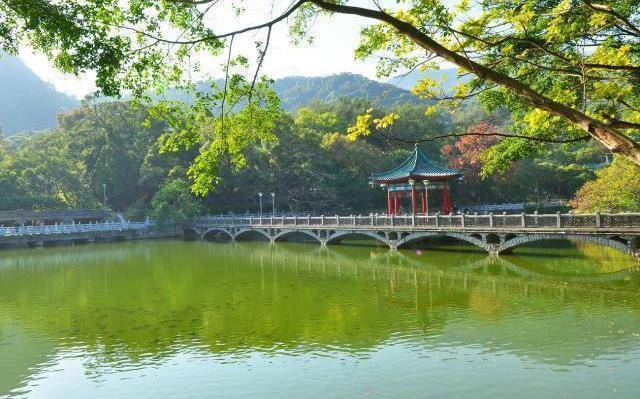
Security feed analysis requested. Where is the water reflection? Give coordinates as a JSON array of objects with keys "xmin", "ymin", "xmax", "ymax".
[{"xmin": 1, "ymin": 241, "xmax": 639, "ymax": 398}]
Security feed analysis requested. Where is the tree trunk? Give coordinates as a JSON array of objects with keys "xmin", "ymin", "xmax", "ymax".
[{"xmin": 310, "ymin": 0, "xmax": 640, "ymax": 166}]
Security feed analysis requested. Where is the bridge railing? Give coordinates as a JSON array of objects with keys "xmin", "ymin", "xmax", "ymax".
[
  {"xmin": 0, "ymin": 220, "xmax": 151, "ymax": 238},
  {"xmin": 195, "ymin": 212, "xmax": 640, "ymax": 230}
]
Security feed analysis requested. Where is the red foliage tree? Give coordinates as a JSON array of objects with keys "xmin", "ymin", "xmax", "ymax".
[
  {"xmin": 441, "ymin": 121, "xmax": 501, "ymax": 204},
  {"xmin": 442, "ymin": 121, "xmax": 499, "ymax": 174}
]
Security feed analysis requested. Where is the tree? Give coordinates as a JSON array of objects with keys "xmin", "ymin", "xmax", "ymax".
[
  {"xmin": 569, "ymin": 156, "xmax": 640, "ymax": 212},
  {"xmin": 151, "ymin": 178, "xmax": 202, "ymax": 225},
  {"xmin": 59, "ymin": 101, "xmax": 173, "ymax": 210},
  {"xmin": 2, "ymin": 0, "xmax": 639, "ymax": 193},
  {"xmin": 441, "ymin": 122, "xmax": 500, "ymax": 204}
]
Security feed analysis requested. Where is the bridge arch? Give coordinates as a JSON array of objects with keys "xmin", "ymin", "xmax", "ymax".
[
  {"xmin": 273, "ymin": 229, "xmax": 321, "ymax": 243},
  {"xmin": 234, "ymin": 228, "xmax": 271, "ymax": 241},
  {"xmin": 396, "ymin": 231, "xmax": 489, "ymax": 252},
  {"xmin": 202, "ymin": 228, "xmax": 234, "ymax": 242},
  {"xmin": 497, "ymin": 234, "xmax": 635, "ymax": 256},
  {"xmin": 325, "ymin": 230, "xmax": 389, "ymax": 246}
]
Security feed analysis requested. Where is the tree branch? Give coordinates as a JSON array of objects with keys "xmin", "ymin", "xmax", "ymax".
[
  {"xmin": 378, "ymin": 130, "xmax": 591, "ymax": 145},
  {"xmin": 580, "ymin": 0, "xmax": 640, "ymax": 37},
  {"xmin": 118, "ymin": 0, "xmax": 306, "ymax": 45},
  {"xmin": 605, "ymin": 118, "xmax": 640, "ymax": 130},
  {"xmin": 308, "ymin": 0, "xmax": 640, "ymax": 164},
  {"xmin": 248, "ymin": 25, "xmax": 272, "ymax": 104},
  {"xmin": 220, "ymin": 34, "xmax": 234, "ymax": 149}
]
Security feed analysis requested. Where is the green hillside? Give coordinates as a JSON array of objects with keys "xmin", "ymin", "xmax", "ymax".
[
  {"xmin": 0, "ymin": 57, "xmax": 423, "ymax": 135},
  {"xmin": 272, "ymin": 73, "xmax": 423, "ymax": 111}
]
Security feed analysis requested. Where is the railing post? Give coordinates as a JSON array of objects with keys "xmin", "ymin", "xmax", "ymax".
[
  {"xmin": 411, "ymin": 213, "xmax": 416, "ymax": 227},
  {"xmin": 435, "ymin": 213, "xmax": 439, "ymax": 228},
  {"xmin": 321, "ymin": 215, "xmax": 325, "ymax": 226},
  {"xmin": 460, "ymin": 212, "xmax": 465, "ymax": 228},
  {"xmin": 489, "ymin": 212, "xmax": 494, "ymax": 228},
  {"xmin": 370, "ymin": 213, "xmax": 374, "ymax": 226},
  {"xmin": 335, "ymin": 215, "xmax": 339, "ymax": 226},
  {"xmin": 391, "ymin": 214, "xmax": 395, "ymax": 227},
  {"xmin": 352, "ymin": 215, "xmax": 356, "ymax": 227},
  {"xmin": 294, "ymin": 216, "xmax": 297, "ymax": 226},
  {"xmin": 307, "ymin": 215, "xmax": 311, "ymax": 225},
  {"xmin": 595, "ymin": 211, "xmax": 602, "ymax": 228},
  {"xmin": 521, "ymin": 212, "xmax": 526, "ymax": 228},
  {"xmin": 556, "ymin": 211, "xmax": 561, "ymax": 228}
]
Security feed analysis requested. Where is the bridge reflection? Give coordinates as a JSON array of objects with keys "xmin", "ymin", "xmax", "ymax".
[{"xmin": 1, "ymin": 241, "xmax": 639, "ymax": 396}]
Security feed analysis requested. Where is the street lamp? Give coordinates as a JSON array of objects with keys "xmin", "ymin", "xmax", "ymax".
[
  {"xmin": 102, "ymin": 183, "xmax": 107, "ymax": 210},
  {"xmin": 271, "ymin": 193, "xmax": 276, "ymax": 216},
  {"xmin": 258, "ymin": 192, "xmax": 263, "ymax": 217}
]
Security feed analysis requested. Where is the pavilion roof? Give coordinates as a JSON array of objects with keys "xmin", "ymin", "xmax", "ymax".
[{"xmin": 370, "ymin": 145, "xmax": 461, "ymax": 183}]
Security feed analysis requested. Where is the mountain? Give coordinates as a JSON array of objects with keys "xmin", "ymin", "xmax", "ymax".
[
  {"xmin": 0, "ymin": 59, "xmax": 423, "ymax": 135},
  {"xmin": 0, "ymin": 56, "xmax": 78, "ymax": 135},
  {"xmin": 387, "ymin": 68, "xmax": 467, "ymax": 93},
  {"xmin": 271, "ymin": 73, "xmax": 423, "ymax": 111}
]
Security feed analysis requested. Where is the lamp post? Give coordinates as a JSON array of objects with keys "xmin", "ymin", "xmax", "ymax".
[
  {"xmin": 102, "ymin": 183, "xmax": 107, "ymax": 210},
  {"xmin": 271, "ymin": 193, "xmax": 275, "ymax": 216},
  {"xmin": 258, "ymin": 192, "xmax": 264, "ymax": 217}
]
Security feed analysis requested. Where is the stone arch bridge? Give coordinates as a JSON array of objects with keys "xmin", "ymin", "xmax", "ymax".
[{"xmin": 189, "ymin": 213, "xmax": 640, "ymax": 258}]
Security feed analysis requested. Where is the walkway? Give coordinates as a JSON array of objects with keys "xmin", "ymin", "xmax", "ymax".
[
  {"xmin": 0, "ymin": 220, "xmax": 153, "ymax": 246},
  {"xmin": 190, "ymin": 213, "xmax": 640, "ymax": 257}
]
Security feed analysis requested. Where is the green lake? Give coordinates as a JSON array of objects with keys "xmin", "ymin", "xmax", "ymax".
[{"xmin": 1, "ymin": 240, "xmax": 639, "ymax": 398}]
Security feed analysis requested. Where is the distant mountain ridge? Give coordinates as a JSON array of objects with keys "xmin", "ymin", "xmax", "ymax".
[
  {"xmin": 0, "ymin": 58, "xmax": 427, "ymax": 135},
  {"xmin": 0, "ymin": 56, "xmax": 78, "ymax": 135},
  {"xmin": 272, "ymin": 73, "xmax": 423, "ymax": 111},
  {"xmin": 387, "ymin": 68, "xmax": 467, "ymax": 93}
]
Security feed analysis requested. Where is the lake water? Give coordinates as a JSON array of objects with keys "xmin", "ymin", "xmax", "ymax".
[{"xmin": 1, "ymin": 240, "xmax": 639, "ymax": 398}]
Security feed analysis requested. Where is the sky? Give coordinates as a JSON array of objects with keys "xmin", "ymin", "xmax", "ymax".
[{"xmin": 19, "ymin": 1, "xmax": 384, "ymax": 99}]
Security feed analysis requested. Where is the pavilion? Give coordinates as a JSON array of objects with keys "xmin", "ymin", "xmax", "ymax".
[{"xmin": 370, "ymin": 145, "xmax": 462, "ymax": 215}]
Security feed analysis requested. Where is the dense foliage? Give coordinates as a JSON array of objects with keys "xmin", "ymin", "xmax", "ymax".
[
  {"xmin": 0, "ymin": 99, "xmax": 617, "ymax": 218},
  {"xmin": 569, "ymin": 156, "xmax": 640, "ymax": 212},
  {"xmin": 2, "ymin": 0, "xmax": 639, "ymax": 194}
]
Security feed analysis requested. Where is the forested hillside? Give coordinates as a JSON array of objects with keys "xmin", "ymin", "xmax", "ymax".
[
  {"xmin": 0, "ymin": 56, "xmax": 78, "ymax": 135},
  {"xmin": 0, "ymin": 57, "xmax": 420, "ymax": 134},
  {"xmin": 0, "ymin": 99, "xmax": 607, "ymax": 218},
  {"xmin": 0, "ymin": 59, "xmax": 624, "ymax": 217},
  {"xmin": 387, "ymin": 68, "xmax": 463, "ymax": 93},
  {"xmin": 273, "ymin": 73, "xmax": 423, "ymax": 111}
]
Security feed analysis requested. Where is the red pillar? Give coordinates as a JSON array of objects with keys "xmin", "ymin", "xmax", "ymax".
[
  {"xmin": 394, "ymin": 192, "xmax": 399, "ymax": 214},
  {"xmin": 387, "ymin": 187, "xmax": 392, "ymax": 216},
  {"xmin": 421, "ymin": 193, "xmax": 426, "ymax": 215},
  {"xmin": 411, "ymin": 187, "xmax": 417, "ymax": 215},
  {"xmin": 442, "ymin": 183, "xmax": 452, "ymax": 214}
]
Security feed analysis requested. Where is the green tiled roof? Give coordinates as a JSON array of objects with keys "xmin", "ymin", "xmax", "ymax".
[{"xmin": 371, "ymin": 146, "xmax": 461, "ymax": 183}]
